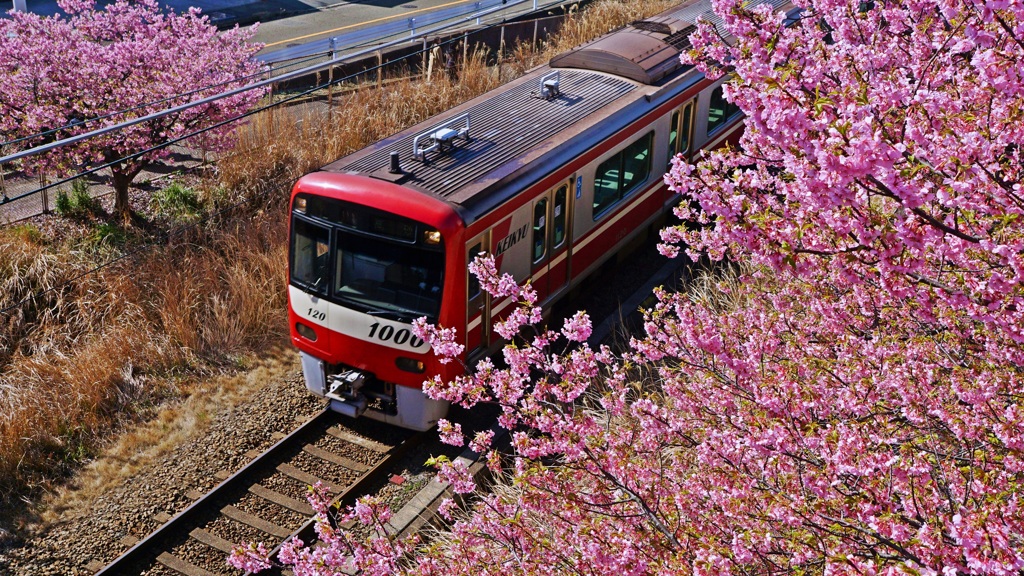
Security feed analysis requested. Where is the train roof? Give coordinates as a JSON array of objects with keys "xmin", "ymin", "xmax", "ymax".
[
  {"xmin": 328, "ymin": 68, "xmax": 637, "ymax": 203},
  {"xmin": 319, "ymin": 0, "xmax": 792, "ymax": 223}
]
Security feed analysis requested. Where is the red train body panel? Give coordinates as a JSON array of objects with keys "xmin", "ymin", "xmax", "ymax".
[{"xmin": 287, "ymin": 0, "xmax": 796, "ymax": 430}]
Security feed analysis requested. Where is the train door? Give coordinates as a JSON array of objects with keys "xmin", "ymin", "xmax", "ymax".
[
  {"xmin": 669, "ymin": 99, "xmax": 695, "ymax": 168},
  {"xmin": 465, "ymin": 232, "xmax": 490, "ymax": 355},
  {"xmin": 530, "ymin": 176, "xmax": 574, "ymax": 303}
]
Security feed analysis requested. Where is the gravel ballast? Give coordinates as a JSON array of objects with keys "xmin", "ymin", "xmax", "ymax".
[{"xmin": 0, "ymin": 353, "xmax": 324, "ymax": 575}]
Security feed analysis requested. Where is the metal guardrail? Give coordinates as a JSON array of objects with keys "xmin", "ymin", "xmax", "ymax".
[
  {"xmin": 259, "ymin": 0, "xmax": 543, "ymax": 63},
  {"xmin": 0, "ymin": 0, "xmax": 566, "ymax": 169},
  {"xmin": 0, "ymin": 0, "xmax": 575, "ymax": 223}
]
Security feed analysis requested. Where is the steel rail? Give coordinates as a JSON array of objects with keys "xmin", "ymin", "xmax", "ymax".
[
  {"xmin": 91, "ymin": 239, "xmax": 689, "ymax": 574},
  {"xmin": 258, "ymin": 427, "xmax": 428, "ymax": 576},
  {"xmin": 93, "ymin": 407, "xmax": 339, "ymax": 575}
]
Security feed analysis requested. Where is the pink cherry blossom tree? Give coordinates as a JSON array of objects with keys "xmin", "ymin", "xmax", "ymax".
[
  {"xmin": 667, "ymin": 0, "xmax": 1024, "ymax": 340},
  {"xmin": 0, "ymin": 0, "xmax": 264, "ymax": 222},
  {"xmin": 233, "ymin": 0, "xmax": 1024, "ymax": 573}
]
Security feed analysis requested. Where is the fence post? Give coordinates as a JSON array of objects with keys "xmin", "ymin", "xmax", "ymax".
[
  {"xmin": 498, "ymin": 23, "xmax": 506, "ymax": 80},
  {"xmin": 40, "ymin": 173, "xmax": 49, "ymax": 214},
  {"xmin": 328, "ymin": 38, "xmax": 336, "ymax": 105},
  {"xmin": 377, "ymin": 50, "xmax": 383, "ymax": 90},
  {"xmin": 421, "ymin": 38, "xmax": 428, "ymax": 77},
  {"xmin": 0, "ymin": 147, "xmax": 7, "ymax": 204},
  {"xmin": 267, "ymin": 62, "xmax": 276, "ymax": 101}
]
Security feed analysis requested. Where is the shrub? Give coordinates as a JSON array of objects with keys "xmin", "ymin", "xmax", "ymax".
[
  {"xmin": 54, "ymin": 178, "xmax": 99, "ymax": 219},
  {"xmin": 151, "ymin": 182, "xmax": 202, "ymax": 222},
  {"xmin": 86, "ymin": 222, "xmax": 127, "ymax": 255},
  {"xmin": 5, "ymin": 224, "xmax": 45, "ymax": 246}
]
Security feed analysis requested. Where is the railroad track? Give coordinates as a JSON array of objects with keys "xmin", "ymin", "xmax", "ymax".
[
  {"xmin": 96, "ymin": 409, "xmax": 420, "ymax": 576},
  {"xmin": 93, "ymin": 235, "xmax": 690, "ymax": 576}
]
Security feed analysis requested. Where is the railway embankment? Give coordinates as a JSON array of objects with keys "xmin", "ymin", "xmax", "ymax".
[
  {"xmin": 0, "ymin": 227, "xmax": 685, "ymax": 575},
  {"xmin": 0, "ymin": 0, "xmax": 676, "ymax": 570}
]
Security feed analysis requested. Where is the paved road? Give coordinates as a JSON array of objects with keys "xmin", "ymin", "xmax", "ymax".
[
  {"xmin": 0, "ymin": 0, "xmax": 544, "ymax": 223},
  {"xmin": 4, "ymin": 0, "xmax": 531, "ymax": 56}
]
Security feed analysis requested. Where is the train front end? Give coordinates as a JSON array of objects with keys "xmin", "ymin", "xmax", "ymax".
[{"xmin": 287, "ymin": 173, "xmax": 464, "ymax": 431}]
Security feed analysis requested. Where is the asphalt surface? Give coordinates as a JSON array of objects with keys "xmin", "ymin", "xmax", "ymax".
[
  {"xmin": 4, "ymin": 0, "xmax": 536, "ymax": 56},
  {"xmin": 0, "ymin": 0, "xmax": 546, "ymax": 223}
]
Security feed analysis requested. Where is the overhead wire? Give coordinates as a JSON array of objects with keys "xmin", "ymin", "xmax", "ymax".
[
  {"xmin": 0, "ymin": 3, "xmax": 559, "ymax": 316},
  {"xmin": 0, "ymin": 40, "xmax": 441, "ymax": 316},
  {"xmin": 0, "ymin": 52, "xmax": 329, "ymax": 150}
]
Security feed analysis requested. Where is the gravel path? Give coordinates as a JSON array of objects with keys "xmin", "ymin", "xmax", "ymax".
[{"xmin": 0, "ymin": 351, "xmax": 324, "ymax": 576}]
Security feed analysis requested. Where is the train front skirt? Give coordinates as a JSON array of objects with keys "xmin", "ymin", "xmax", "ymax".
[{"xmin": 300, "ymin": 351, "xmax": 448, "ymax": 431}]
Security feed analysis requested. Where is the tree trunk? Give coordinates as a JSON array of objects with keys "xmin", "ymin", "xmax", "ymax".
[{"xmin": 110, "ymin": 161, "xmax": 144, "ymax": 225}]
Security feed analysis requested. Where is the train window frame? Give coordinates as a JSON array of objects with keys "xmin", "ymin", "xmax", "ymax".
[
  {"xmin": 331, "ymin": 229, "xmax": 446, "ymax": 321},
  {"xmin": 706, "ymin": 83, "xmax": 741, "ymax": 136},
  {"xmin": 533, "ymin": 198, "xmax": 548, "ymax": 263},
  {"xmin": 467, "ymin": 241, "xmax": 483, "ymax": 301},
  {"xmin": 290, "ymin": 215, "xmax": 332, "ymax": 296},
  {"xmin": 669, "ymin": 110, "xmax": 680, "ymax": 157},
  {"xmin": 552, "ymin": 184, "xmax": 567, "ymax": 249},
  {"xmin": 592, "ymin": 131, "xmax": 654, "ymax": 220},
  {"xmin": 671, "ymin": 101, "xmax": 693, "ymax": 156}
]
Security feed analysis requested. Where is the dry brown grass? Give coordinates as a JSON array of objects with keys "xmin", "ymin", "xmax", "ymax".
[
  {"xmin": 219, "ymin": 0, "xmax": 674, "ymax": 193},
  {"xmin": 0, "ymin": 212, "xmax": 287, "ymax": 497},
  {"xmin": 143, "ymin": 217, "xmax": 288, "ymax": 358},
  {"xmin": 547, "ymin": 0, "xmax": 675, "ymax": 52},
  {"xmin": 0, "ymin": 0, "xmax": 675, "ymax": 502},
  {"xmin": 36, "ymin": 351, "xmax": 299, "ymax": 526},
  {"xmin": 218, "ymin": 49, "xmax": 506, "ymax": 194}
]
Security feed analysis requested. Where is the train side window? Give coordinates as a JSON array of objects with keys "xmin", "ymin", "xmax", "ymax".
[
  {"xmin": 707, "ymin": 84, "xmax": 741, "ymax": 135},
  {"xmin": 593, "ymin": 131, "xmax": 653, "ymax": 219},
  {"xmin": 553, "ymin": 185, "xmax": 567, "ymax": 248},
  {"xmin": 467, "ymin": 242, "xmax": 482, "ymax": 301},
  {"xmin": 622, "ymin": 135, "xmax": 651, "ymax": 190},
  {"xmin": 669, "ymin": 110, "xmax": 680, "ymax": 155},
  {"xmin": 594, "ymin": 157, "xmax": 619, "ymax": 215},
  {"xmin": 677, "ymin": 102, "xmax": 693, "ymax": 155},
  {"xmin": 533, "ymin": 198, "xmax": 548, "ymax": 263}
]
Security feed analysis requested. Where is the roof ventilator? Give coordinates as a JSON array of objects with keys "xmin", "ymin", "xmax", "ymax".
[
  {"xmin": 412, "ymin": 113, "xmax": 471, "ymax": 162},
  {"xmin": 538, "ymin": 71, "xmax": 561, "ymax": 100}
]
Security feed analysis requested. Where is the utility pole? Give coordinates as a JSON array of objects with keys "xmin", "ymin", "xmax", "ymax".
[{"xmin": 12, "ymin": 0, "xmax": 28, "ymax": 12}]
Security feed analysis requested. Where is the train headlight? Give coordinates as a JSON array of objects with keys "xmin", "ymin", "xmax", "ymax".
[
  {"xmin": 423, "ymin": 229, "xmax": 441, "ymax": 245},
  {"xmin": 295, "ymin": 322, "xmax": 317, "ymax": 341},
  {"xmin": 396, "ymin": 357, "xmax": 425, "ymax": 373},
  {"xmin": 295, "ymin": 197, "xmax": 307, "ymax": 213}
]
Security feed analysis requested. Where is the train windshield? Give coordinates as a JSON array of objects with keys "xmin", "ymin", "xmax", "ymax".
[
  {"xmin": 291, "ymin": 196, "xmax": 445, "ymax": 322},
  {"xmin": 291, "ymin": 218, "xmax": 331, "ymax": 294},
  {"xmin": 333, "ymin": 230, "xmax": 444, "ymax": 321}
]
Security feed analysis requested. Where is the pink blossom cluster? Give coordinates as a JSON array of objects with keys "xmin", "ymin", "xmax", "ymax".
[
  {"xmin": 236, "ymin": 0, "xmax": 1024, "ymax": 573},
  {"xmin": 0, "ymin": 0, "xmax": 264, "ymax": 217},
  {"xmin": 670, "ymin": 0, "xmax": 1024, "ymax": 344},
  {"xmin": 412, "ymin": 318, "xmax": 465, "ymax": 363},
  {"xmin": 230, "ymin": 482, "xmax": 416, "ymax": 575}
]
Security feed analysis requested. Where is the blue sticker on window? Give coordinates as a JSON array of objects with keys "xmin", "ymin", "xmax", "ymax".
[{"xmin": 575, "ymin": 176, "xmax": 582, "ymax": 199}]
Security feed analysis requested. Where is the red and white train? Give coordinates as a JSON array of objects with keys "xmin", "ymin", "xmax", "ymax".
[{"xmin": 288, "ymin": 0, "xmax": 793, "ymax": 430}]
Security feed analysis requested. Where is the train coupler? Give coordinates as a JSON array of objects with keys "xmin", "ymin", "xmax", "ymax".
[{"xmin": 326, "ymin": 369, "xmax": 369, "ymax": 418}]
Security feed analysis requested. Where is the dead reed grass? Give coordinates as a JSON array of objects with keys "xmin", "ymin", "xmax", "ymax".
[
  {"xmin": 0, "ymin": 0, "xmax": 676, "ymax": 501},
  {"xmin": 0, "ymin": 211, "xmax": 287, "ymax": 497},
  {"xmin": 547, "ymin": 0, "xmax": 675, "ymax": 53},
  {"xmin": 218, "ymin": 0, "xmax": 674, "ymax": 193},
  {"xmin": 144, "ymin": 217, "xmax": 289, "ymax": 358}
]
